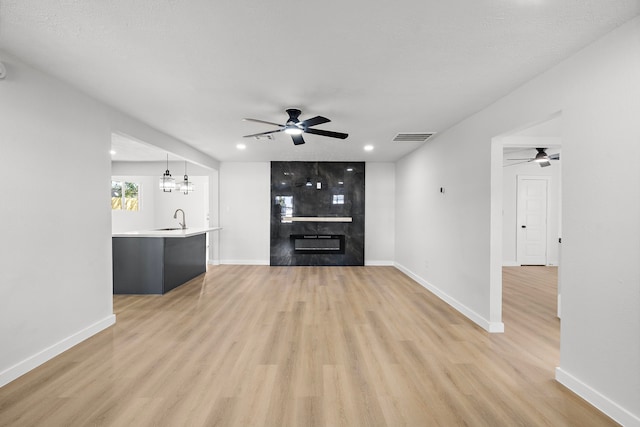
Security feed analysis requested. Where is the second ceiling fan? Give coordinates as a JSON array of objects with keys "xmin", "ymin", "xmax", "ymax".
[
  {"xmin": 243, "ymin": 108, "xmax": 348, "ymax": 145},
  {"xmin": 507, "ymin": 147, "xmax": 560, "ymax": 167}
]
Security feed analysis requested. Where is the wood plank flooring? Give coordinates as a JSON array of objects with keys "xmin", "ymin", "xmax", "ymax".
[{"xmin": 0, "ymin": 266, "xmax": 617, "ymax": 426}]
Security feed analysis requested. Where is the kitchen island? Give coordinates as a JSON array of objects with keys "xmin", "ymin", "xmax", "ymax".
[{"xmin": 112, "ymin": 227, "xmax": 221, "ymax": 294}]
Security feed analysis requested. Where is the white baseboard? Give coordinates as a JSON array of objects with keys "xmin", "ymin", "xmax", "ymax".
[
  {"xmin": 487, "ymin": 322, "xmax": 505, "ymax": 333},
  {"xmin": 208, "ymin": 259, "xmax": 220, "ymax": 266},
  {"xmin": 0, "ymin": 314, "xmax": 116, "ymax": 388},
  {"xmin": 557, "ymin": 294, "xmax": 561, "ymax": 318},
  {"xmin": 502, "ymin": 262, "xmax": 560, "ymax": 267},
  {"xmin": 555, "ymin": 367, "xmax": 640, "ymax": 426},
  {"xmin": 394, "ymin": 263, "xmax": 504, "ymax": 333},
  {"xmin": 219, "ymin": 259, "xmax": 270, "ymax": 265},
  {"xmin": 365, "ymin": 260, "xmax": 395, "ymax": 266},
  {"xmin": 219, "ymin": 260, "xmax": 394, "ymax": 267},
  {"xmin": 502, "ymin": 261, "xmax": 520, "ymax": 267}
]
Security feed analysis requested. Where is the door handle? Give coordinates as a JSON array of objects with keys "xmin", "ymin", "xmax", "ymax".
[{"xmin": 521, "ymin": 225, "xmax": 527, "ymax": 228}]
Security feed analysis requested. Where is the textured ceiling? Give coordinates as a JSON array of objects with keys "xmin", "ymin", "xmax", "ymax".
[{"xmin": 1, "ymin": 0, "xmax": 638, "ymax": 162}]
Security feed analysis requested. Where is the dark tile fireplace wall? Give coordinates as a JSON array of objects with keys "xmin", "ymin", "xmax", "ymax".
[{"xmin": 270, "ymin": 161, "xmax": 365, "ymax": 266}]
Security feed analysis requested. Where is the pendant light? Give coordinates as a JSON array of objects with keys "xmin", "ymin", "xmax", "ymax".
[
  {"xmin": 180, "ymin": 161, "xmax": 194, "ymax": 195},
  {"xmin": 159, "ymin": 154, "xmax": 176, "ymax": 192}
]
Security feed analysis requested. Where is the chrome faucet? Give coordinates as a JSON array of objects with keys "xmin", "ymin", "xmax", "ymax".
[{"xmin": 173, "ymin": 209, "xmax": 187, "ymax": 229}]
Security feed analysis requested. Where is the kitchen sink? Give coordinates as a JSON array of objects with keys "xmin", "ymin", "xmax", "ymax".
[{"xmin": 155, "ymin": 227, "xmax": 185, "ymax": 231}]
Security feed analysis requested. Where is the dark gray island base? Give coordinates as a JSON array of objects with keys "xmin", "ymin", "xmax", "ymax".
[{"xmin": 112, "ymin": 234, "xmax": 206, "ymax": 294}]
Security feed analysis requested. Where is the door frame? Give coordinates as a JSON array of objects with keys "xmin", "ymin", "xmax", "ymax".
[{"xmin": 489, "ymin": 111, "xmax": 562, "ymax": 332}]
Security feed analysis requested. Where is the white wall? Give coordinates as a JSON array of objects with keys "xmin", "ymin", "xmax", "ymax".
[
  {"xmin": 218, "ymin": 161, "xmax": 396, "ymax": 265},
  {"xmin": 395, "ymin": 17, "xmax": 640, "ymax": 425},
  {"xmin": 553, "ymin": 19, "xmax": 639, "ymax": 424},
  {"xmin": 111, "ymin": 175, "xmax": 157, "ymax": 233},
  {"xmin": 502, "ymin": 156, "xmax": 561, "ymax": 266},
  {"xmin": 111, "ymin": 161, "xmax": 219, "ymax": 262},
  {"xmin": 395, "ymin": 123, "xmax": 494, "ymax": 330},
  {"xmin": 0, "ymin": 52, "xmax": 115, "ymax": 386},
  {"xmin": 154, "ymin": 176, "xmax": 208, "ymax": 229},
  {"xmin": 219, "ymin": 162, "xmax": 271, "ymax": 264},
  {"xmin": 110, "ymin": 175, "xmax": 208, "ymax": 232},
  {"xmin": 0, "ymin": 52, "xmax": 221, "ymax": 387},
  {"xmin": 365, "ymin": 163, "xmax": 395, "ymax": 265}
]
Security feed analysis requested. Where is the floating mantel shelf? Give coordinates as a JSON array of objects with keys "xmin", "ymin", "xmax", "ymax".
[{"xmin": 290, "ymin": 217, "xmax": 353, "ymax": 223}]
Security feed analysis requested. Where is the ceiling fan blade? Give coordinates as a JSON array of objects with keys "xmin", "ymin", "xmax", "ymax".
[
  {"xmin": 506, "ymin": 158, "xmax": 533, "ymax": 161},
  {"xmin": 299, "ymin": 115, "xmax": 330, "ymax": 128},
  {"xmin": 549, "ymin": 153, "xmax": 560, "ymax": 160},
  {"xmin": 292, "ymin": 134, "xmax": 305, "ymax": 145},
  {"xmin": 539, "ymin": 160, "xmax": 552, "ymax": 167},
  {"xmin": 243, "ymin": 129, "xmax": 283, "ymax": 138},
  {"xmin": 305, "ymin": 128, "xmax": 349, "ymax": 139},
  {"xmin": 503, "ymin": 160, "xmax": 533, "ymax": 167},
  {"xmin": 243, "ymin": 118, "xmax": 284, "ymax": 127}
]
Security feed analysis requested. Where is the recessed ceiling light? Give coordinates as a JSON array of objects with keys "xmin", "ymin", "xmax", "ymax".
[
  {"xmin": 236, "ymin": 143, "xmax": 246, "ymax": 150},
  {"xmin": 110, "ymin": 150, "xmax": 116, "ymax": 155},
  {"xmin": 364, "ymin": 145, "xmax": 374, "ymax": 151}
]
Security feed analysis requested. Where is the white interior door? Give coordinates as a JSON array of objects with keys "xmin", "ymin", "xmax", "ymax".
[{"xmin": 516, "ymin": 176, "xmax": 549, "ymax": 265}]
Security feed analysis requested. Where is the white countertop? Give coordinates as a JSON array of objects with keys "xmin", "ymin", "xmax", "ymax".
[{"xmin": 112, "ymin": 227, "xmax": 222, "ymax": 238}]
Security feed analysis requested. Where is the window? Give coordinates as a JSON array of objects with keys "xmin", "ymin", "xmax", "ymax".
[
  {"xmin": 332, "ymin": 194, "xmax": 345, "ymax": 205},
  {"xmin": 111, "ymin": 181, "xmax": 140, "ymax": 211}
]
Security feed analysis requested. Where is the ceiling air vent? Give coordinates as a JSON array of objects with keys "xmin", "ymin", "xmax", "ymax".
[{"xmin": 393, "ymin": 132, "xmax": 436, "ymax": 143}]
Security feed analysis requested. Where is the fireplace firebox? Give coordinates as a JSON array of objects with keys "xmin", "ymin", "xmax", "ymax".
[{"xmin": 290, "ymin": 234, "xmax": 345, "ymax": 254}]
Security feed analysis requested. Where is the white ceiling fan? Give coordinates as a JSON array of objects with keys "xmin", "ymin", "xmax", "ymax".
[{"xmin": 505, "ymin": 148, "xmax": 560, "ymax": 167}]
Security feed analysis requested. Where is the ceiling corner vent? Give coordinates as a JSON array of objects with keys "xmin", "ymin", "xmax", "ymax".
[{"xmin": 393, "ymin": 132, "xmax": 436, "ymax": 143}]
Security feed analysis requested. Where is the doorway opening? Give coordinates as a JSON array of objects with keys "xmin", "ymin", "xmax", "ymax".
[
  {"xmin": 110, "ymin": 132, "xmax": 219, "ymax": 265},
  {"xmin": 490, "ymin": 112, "xmax": 563, "ymax": 331}
]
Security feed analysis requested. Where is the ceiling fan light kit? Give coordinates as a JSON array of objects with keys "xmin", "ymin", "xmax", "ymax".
[
  {"xmin": 533, "ymin": 150, "xmax": 550, "ymax": 162},
  {"xmin": 284, "ymin": 126, "xmax": 303, "ymax": 135},
  {"xmin": 243, "ymin": 108, "xmax": 348, "ymax": 145}
]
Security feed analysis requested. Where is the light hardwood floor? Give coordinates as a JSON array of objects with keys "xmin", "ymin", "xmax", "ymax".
[{"xmin": 0, "ymin": 266, "xmax": 617, "ymax": 426}]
